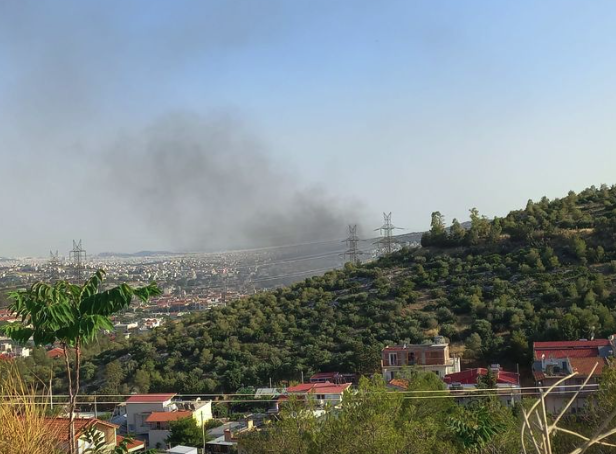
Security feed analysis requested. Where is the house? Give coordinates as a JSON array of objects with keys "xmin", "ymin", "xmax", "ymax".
[
  {"xmin": 45, "ymin": 417, "xmax": 125, "ymax": 453},
  {"xmin": 381, "ymin": 336, "xmax": 461, "ymax": 381},
  {"xmin": 206, "ymin": 420, "xmax": 256, "ymax": 454},
  {"xmin": 274, "ymin": 382, "xmax": 352, "ymax": 413},
  {"xmin": 444, "ymin": 365, "xmax": 521, "ymax": 406},
  {"xmin": 532, "ymin": 338, "xmax": 615, "ymax": 413},
  {"xmin": 146, "ymin": 401, "xmax": 212, "ymax": 449},
  {"xmin": 309, "ymin": 372, "xmax": 356, "ymax": 384},
  {"xmin": 124, "ymin": 394, "xmax": 212, "ymax": 449},
  {"xmin": 0, "ymin": 338, "xmax": 30, "ymax": 358},
  {"xmin": 125, "ymin": 394, "xmax": 177, "ymax": 435}
]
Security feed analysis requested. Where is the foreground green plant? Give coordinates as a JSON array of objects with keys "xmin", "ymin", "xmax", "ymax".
[{"xmin": 2, "ymin": 270, "xmax": 161, "ymax": 454}]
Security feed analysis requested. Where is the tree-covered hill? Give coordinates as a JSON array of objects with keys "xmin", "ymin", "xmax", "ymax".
[{"xmin": 69, "ymin": 184, "xmax": 616, "ymax": 394}]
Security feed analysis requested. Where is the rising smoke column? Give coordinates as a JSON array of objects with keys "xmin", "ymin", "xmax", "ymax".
[{"xmin": 102, "ymin": 112, "xmax": 364, "ymax": 251}]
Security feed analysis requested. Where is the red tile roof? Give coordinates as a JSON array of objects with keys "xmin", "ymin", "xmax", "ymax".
[
  {"xmin": 569, "ymin": 357, "xmax": 607, "ymax": 376},
  {"xmin": 388, "ymin": 379, "xmax": 409, "ymax": 390},
  {"xmin": 145, "ymin": 411, "xmax": 191, "ymax": 423},
  {"xmin": 287, "ymin": 382, "xmax": 351, "ymax": 394},
  {"xmin": 47, "ymin": 347, "xmax": 65, "ymax": 359},
  {"xmin": 116, "ymin": 435, "xmax": 145, "ymax": 452},
  {"xmin": 533, "ymin": 339, "xmax": 611, "ymax": 360},
  {"xmin": 535, "ymin": 348, "xmax": 599, "ymax": 359},
  {"xmin": 444, "ymin": 368, "xmax": 519, "ymax": 386},
  {"xmin": 534, "ymin": 340, "xmax": 610, "ymax": 348},
  {"xmin": 44, "ymin": 418, "xmax": 119, "ymax": 442},
  {"xmin": 125, "ymin": 394, "xmax": 176, "ymax": 404}
]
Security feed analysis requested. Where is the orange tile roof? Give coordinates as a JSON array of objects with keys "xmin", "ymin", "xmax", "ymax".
[
  {"xmin": 125, "ymin": 393, "xmax": 176, "ymax": 403},
  {"xmin": 388, "ymin": 379, "xmax": 409, "ymax": 390},
  {"xmin": 47, "ymin": 347, "xmax": 65, "ymax": 359},
  {"xmin": 117, "ymin": 435, "xmax": 146, "ymax": 452},
  {"xmin": 569, "ymin": 357, "xmax": 607, "ymax": 376},
  {"xmin": 287, "ymin": 382, "xmax": 351, "ymax": 394},
  {"xmin": 44, "ymin": 418, "xmax": 119, "ymax": 442},
  {"xmin": 145, "ymin": 411, "xmax": 192, "ymax": 423}
]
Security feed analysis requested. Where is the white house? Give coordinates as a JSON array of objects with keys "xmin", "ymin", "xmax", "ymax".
[{"xmin": 125, "ymin": 394, "xmax": 177, "ymax": 435}]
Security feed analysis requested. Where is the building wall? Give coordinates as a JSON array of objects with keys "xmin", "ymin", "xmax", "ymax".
[
  {"xmin": 383, "ymin": 356, "xmax": 460, "ymax": 381},
  {"xmin": 126, "ymin": 402, "xmax": 169, "ymax": 434},
  {"xmin": 149, "ymin": 429, "xmax": 171, "ymax": 449},
  {"xmin": 192, "ymin": 402, "xmax": 213, "ymax": 425},
  {"xmin": 538, "ymin": 377, "xmax": 598, "ymax": 414}
]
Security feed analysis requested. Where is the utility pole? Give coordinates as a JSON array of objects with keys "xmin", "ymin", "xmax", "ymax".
[
  {"xmin": 69, "ymin": 240, "xmax": 86, "ymax": 284},
  {"xmin": 343, "ymin": 225, "xmax": 363, "ymax": 265},
  {"xmin": 49, "ymin": 250, "xmax": 60, "ymax": 282},
  {"xmin": 374, "ymin": 212, "xmax": 402, "ymax": 255}
]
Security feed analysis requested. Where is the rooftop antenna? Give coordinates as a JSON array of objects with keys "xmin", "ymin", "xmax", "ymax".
[
  {"xmin": 69, "ymin": 240, "xmax": 86, "ymax": 284},
  {"xmin": 374, "ymin": 212, "xmax": 403, "ymax": 255}
]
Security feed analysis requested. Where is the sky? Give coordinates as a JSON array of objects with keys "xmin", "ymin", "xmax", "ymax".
[{"xmin": 1, "ymin": 0, "xmax": 616, "ymax": 257}]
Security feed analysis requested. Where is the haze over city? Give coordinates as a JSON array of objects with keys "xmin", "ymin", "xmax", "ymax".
[{"xmin": 2, "ymin": 0, "xmax": 616, "ymax": 256}]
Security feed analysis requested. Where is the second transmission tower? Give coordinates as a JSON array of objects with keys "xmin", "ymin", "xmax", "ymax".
[
  {"xmin": 343, "ymin": 225, "xmax": 363, "ymax": 265},
  {"xmin": 49, "ymin": 250, "xmax": 60, "ymax": 282},
  {"xmin": 374, "ymin": 212, "xmax": 402, "ymax": 255},
  {"xmin": 69, "ymin": 240, "xmax": 87, "ymax": 283}
]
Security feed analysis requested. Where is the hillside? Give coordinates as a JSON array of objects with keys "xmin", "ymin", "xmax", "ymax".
[{"xmin": 69, "ymin": 185, "xmax": 616, "ymax": 394}]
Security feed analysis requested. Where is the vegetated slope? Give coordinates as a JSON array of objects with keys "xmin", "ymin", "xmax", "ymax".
[{"xmin": 87, "ymin": 184, "xmax": 616, "ymax": 394}]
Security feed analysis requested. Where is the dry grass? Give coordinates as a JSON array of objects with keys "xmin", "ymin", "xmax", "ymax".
[{"xmin": 0, "ymin": 364, "xmax": 63, "ymax": 454}]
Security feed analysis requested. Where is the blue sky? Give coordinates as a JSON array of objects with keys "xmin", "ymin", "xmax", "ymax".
[{"xmin": 1, "ymin": 1, "xmax": 616, "ymax": 256}]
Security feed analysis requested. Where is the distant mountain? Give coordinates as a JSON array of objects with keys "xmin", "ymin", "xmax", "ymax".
[{"xmin": 96, "ymin": 250, "xmax": 180, "ymax": 258}]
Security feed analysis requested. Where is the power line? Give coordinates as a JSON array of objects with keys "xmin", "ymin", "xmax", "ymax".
[
  {"xmin": 0, "ymin": 389, "xmax": 603, "ymax": 406},
  {"xmin": 7, "ymin": 383, "xmax": 602, "ymax": 400}
]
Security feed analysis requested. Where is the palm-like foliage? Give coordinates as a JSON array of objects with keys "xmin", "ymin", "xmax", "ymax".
[{"xmin": 2, "ymin": 269, "xmax": 161, "ymax": 454}]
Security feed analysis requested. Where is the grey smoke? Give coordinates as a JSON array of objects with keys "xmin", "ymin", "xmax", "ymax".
[
  {"xmin": 102, "ymin": 112, "xmax": 364, "ymax": 251},
  {"xmin": 0, "ymin": 1, "xmax": 365, "ymax": 255}
]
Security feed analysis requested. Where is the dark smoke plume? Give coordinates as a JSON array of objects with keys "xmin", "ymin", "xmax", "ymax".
[{"xmin": 103, "ymin": 112, "xmax": 364, "ymax": 251}]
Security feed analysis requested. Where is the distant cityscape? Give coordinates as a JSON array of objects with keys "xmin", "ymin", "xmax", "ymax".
[{"xmin": 0, "ymin": 229, "xmax": 423, "ymax": 335}]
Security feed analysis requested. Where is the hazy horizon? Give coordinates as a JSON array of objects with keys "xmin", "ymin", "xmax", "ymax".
[{"xmin": 2, "ymin": 1, "xmax": 616, "ymax": 256}]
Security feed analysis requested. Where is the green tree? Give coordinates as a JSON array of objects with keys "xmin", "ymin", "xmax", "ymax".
[
  {"xmin": 103, "ymin": 360, "xmax": 125, "ymax": 394},
  {"xmin": 430, "ymin": 211, "xmax": 447, "ymax": 244},
  {"xmin": 166, "ymin": 417, "xmax": 206, "ymax": 449},
  {"xmin": 449, "ymin": 218, "xmax": 467, "ymax": 245},
  {"xmin": 509, "ymin": 330, "xmax": 529, "ymax": 364},
  {"xmin": 465, "ymin": 333, "xmax": 483, "ymax": 359},
  {"xmin": 2, "ymin": 270, "xmax": 160, "ymax": 454},
  {"xmin": 134, "ymin": 368, "xmax": 151, "ymax": 393}
]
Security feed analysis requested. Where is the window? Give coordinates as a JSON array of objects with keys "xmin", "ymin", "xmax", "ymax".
[
  {"xmin": 408, "ymin": 352, "xmax": 416, "ymax": 365},
  {"xmin": 389, "ymin": 353, "xmax": 398, "ymax": 366}
]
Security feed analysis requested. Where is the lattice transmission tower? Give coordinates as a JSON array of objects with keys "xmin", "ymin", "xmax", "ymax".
[
  {"xmin": 49, "ymin": 250, "xmax": 60, "ymax": 282},
  {"xmin": 69, "ymin": 240, "xmax": 87, "ymax": 283},
  {"xmin": 343, "ymin": 225, "xmax": 364, "ymax": 265},
  {"xmin": 374, "ymin": 212, "xmax": 403, "ymax": 255}
]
